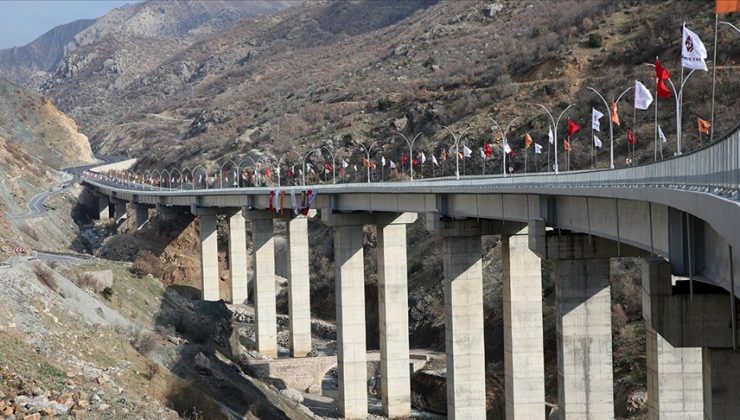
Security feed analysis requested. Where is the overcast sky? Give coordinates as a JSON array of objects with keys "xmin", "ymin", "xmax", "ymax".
[{"xmin": 0, "ymin": 1, "xmax": 138, "ymax": 49}]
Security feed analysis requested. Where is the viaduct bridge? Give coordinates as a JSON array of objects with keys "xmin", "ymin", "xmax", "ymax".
[{"xmin": 82, "ymin": 127, "xmax": 740, "ymax": 419}]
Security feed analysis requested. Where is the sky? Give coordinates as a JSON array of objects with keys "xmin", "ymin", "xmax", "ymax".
[{"xmin": 0, "ymin": 1, "xmax": 138, "ymax": 49}]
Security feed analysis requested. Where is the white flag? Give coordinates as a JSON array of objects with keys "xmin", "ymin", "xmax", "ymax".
[
  {"xmin": 503, "ymin": 140, "xmax": 512, "ymax": 155},
  {"xmin": 658, "ymin": 125, "xmax": 667, "ymax": 143},
  {"xmin": 592, "ymin": 108, "xmax": 604, "ymax": 132},
  {"xmin": 534, "ymin": 143, "xmax": 543, "ymax": 154},
  {"xmin": 479, "ymin": 147, "xmax": 485, "ymax": 159},
  {"xmin": 681, "ymin": 25, "xmax": 708, "ymax": 71},
  {"xmin": 548, "ymin": 126, "xmax": 554, "ymax": 144},
  {"xmin": 342, "ymin": 159, "xmax": 348, "ymax": 168},
  {"xmin": 463, "ymin": 145, "xmax": 472, "ymax": 157},
  {"xmin": 634, "ymin": 80, "xmax": 654, "ymax": 110},
  {"xmin": 389, "ymin": 160, "xmax": 396, "ymax": 169},
  {"xmin": 381, "ymin": 156, "xmax": 386, "ymax": 167},
  {"xmin": 594, "ymin": 135, "xmax": 603, "ymax": 149},
  {"xmin": 432, "ymin": 155, "xmax": 438, "ymax": 166},
  {"xmin": 353, "ymin": 164, "xmax": 358, "ymax": 172},
  {"xmin": 420, "ymin": 152, "xmax": 426, "ymax": 164}
]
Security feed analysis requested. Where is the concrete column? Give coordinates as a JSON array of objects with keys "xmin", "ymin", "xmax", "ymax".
[
  {"xmin": 645, "ymin": 325, "xmax": 703, "ymax": 419},
  {"xmin": 503, "ymin": 229, "xmax": 545, "ymax": 420},
  {"xmin": 252, "ymin": 217, "xmax": 277, "ymax": 358},
  {"xmin": 442, "ymin": 234, "xmax": 486, "ymax": 420},
  {"xmin": 98, "ymin": 196, "xmax": 110, "ymax": 220},
  {"xmin": 198, "ymin": 214, "xmax": 220, "ymax": 301},
  {"xmin": 378, "ymin": 222, "xmax": 412, "ymax": 418},
  {"xmin": 703, "ymin": 347, "xmax": 740, "ymax": 418},
  {"xmin": 228, "ymin": 211, "xmax": 249, "ymax": 305},
  {"xmin": 134, "ymin": 205, "xmax": 148, "ymax": 230},
  {"xmin": 113, "ymin": 202, "xmax": 126, "ymax": 222},
  {"xmin": 642, "ymin": 258, "xmax": 703, "ymax": 420},
  {"xmin": 334, "ymin": 224, "xmax": 368, "ymax": 419},
  {"xmin": 554, "ymin": 257, "xmax": 614, "ymax": 420},
  {"xmin": 287, "ymin": 216, "xmax": 311, "ymax": 357}
]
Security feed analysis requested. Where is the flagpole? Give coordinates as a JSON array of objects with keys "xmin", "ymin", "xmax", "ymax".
[
  {"xmin": 524, "ymin": 146, "xmax": 527, "ymax": 174},
  {"xmin": 653, "ymin": 58, "xmax": 659, "ymax": 161},
  {"xmin": 633, "ymin": 94, "xmax": 637, "ymax": 164},
  {"xmin": 710, "ymin": 13, "xmax": 718, "ymax": 143},
  {"xmin": 679, "ymin": 22, "xmax": 685, "ymax": 155}
]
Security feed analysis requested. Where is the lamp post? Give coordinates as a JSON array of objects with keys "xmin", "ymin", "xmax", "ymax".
[
  {"xmin": 354, "ymin": 139, "xmax": 380, "ymax": 183},
  {"xmin": 586, "ymin": 86, "xmax": 633, "ymax": 169},
  {"xmin": 489, "ymin": 116, "xmax": 519, "ymax": 176},
  {"xmin": 396, "ymin": 132, "xmax": 422, "ymax": 180},
  {"xmin": 294, "ymin": 149, "xmax": 318, "ymax": 186},
  {"xmin": 442, "ymin": 126, "xmax": 471, "ymax": 180},
  {"xmin": 322, "ymin": 145, "xmax": 339, "ymax": 184},
  {"xmin": 531, "ymin": 104, "xmax": 573, "ymax": 174}
]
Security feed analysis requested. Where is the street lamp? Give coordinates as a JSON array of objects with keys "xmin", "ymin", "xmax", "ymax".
[
  {"xmin": 489, "ymin": 116, "xmax": 519, "ymax": 176},
  {"xmin": 529, "ymin": 104, "xmax": 573, "ymax": 174},
  {"xmin": 294, "ymin": 149, "xmax": 318, "ymax": 186},
  {"xmin": 396, "ymin": 132, "xmax": 422, "ymax": 180},
  {"xmin": 354, "ymin": 139, "xmax": 380, "ymax": 183},
  {"xmin": 442, "ymin": 126, "xmax": 471, "ymax": 180},
  {"xmin": 586, "ymin": 86, "xmax": 632, "ymax": 169},
  {"xmin": 322, "ymin": 144, "xmax": 339, "ymax": 184}
]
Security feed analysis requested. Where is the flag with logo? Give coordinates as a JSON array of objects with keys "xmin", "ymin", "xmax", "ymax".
[
  {"xmin": 634, "ymin": 80, "xmax": 654, "ymax": 110},
  {"xmin": 698, "ymin": 118, "xmax": 711, "ymax": 134},
  {"xmin": 534, "ymin": 143, "xmax": 543, "ymax": 154},
  {"xmin": 592, "ymin": 108, "xmax": 604, "ymax": 131},
  {"xmin": 682, "ymin": 25, "xmax": 708, "ymax": 71}
]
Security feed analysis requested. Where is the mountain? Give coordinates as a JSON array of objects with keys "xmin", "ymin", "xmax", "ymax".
[
  {"xmin": 27, "ymin": 0, "xmax": 737, "ymax": 174},
  {"xmin": 0, "ymin": 0, "xmax": 296, "ymax": 97}
]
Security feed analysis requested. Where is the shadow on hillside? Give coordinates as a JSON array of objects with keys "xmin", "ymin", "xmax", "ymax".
[{"xmin": 151, "ymin": 286, "xmax": 302, "ymax": 419}]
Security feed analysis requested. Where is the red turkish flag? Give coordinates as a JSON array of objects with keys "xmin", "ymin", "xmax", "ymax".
[
  {"xmin": 627, "ymin": 130, "xmax": 637, "ymax": 145},
  {"xmin": 657, "ymin": 79, "xmax": 672, "ymax": 99},
  {"xmin": 655, "ymin": 59, "xmax": 670, "ymax": 80},
  {"xmin": 566, "ymin": 119, "xmax": 581, "ymax": 137},
  {"xmin": 401, "ymin": 154, "xmax": 409, "ymax": 165},
  {"xmin": 483, "ymin": 143, "xmax": 492, "ymax": 157}
]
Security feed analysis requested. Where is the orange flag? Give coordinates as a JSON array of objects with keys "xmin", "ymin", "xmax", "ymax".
[
  {"xmin": 563, "ymin": 139, "xmax": 572, "ymax": 152},
  {"xmin": 524, "ymin": 132, "xmax": 533, "ymax": 149},
  {"xmin": 610, "ymin": 101, "xmax": 620, "ymax": 126},
  {"xmin": 698, "ymin": 118, "xmax": 711, "ymax": 135},
  {"xmin": 717, "ymin": 0, "xmax": 740, "ymax": 13}
]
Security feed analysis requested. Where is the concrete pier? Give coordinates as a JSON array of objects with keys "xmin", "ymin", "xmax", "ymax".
[
  {"xmin": 642, "ymin": 258, "xmax": 703, "ymax": 419},
  {"xmin": 198, "ymin": 213, "xmax": 220, "ymax": 301},
  {"xmin": 251, "ymin": 215, "xmax": 277, "ymax": 358},
  {"xmin": 113, "ymin": 202, "xmax": 126, "ymax": 222},
  {"xmin": 377, "ymin": 215, "xmax": 416, "ymax": 418},
  {"xmin": 702, "ymin": 347, "xmax": 740, "ymax": 418},
  {"xmin": 287, "ymin": 216, "xmax": 311, "ymax": 357},
  {"xmin": 442, "ymin": 231, "xmax": 486, "ymax": 419},
  {"xmin": 134, "ymin": 205, "xmax": 148, "ymax": 230},
  {"xmin": 333, "ymin": 224, "xmax": 368, "ymax": 419},
  {"xmin": 554, "ymin": 255, "xmax": 614, "ymax": 420},
  {"xmin": 503, "ymin": 229, "xmax": 545, "ymax": 420},
  {"xmin": 228, "ymin": 211, "xmax": 249, "ymax": 305},
  {"xmin": 98, "ymin": 196, "xmax": 110, "ymax": 220}
]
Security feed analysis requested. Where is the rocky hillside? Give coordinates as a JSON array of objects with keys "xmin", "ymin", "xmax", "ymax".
[
  {"xmin": 0, "ymin": 0, "xmax": 296, "ymax": 115},
  {"xmin": 0, "ymin": 80, "xmax": 95, "ymax": 256},
  {"xmin": 10, "ymin": 0, "xmax": 734, "ymax": 175}
]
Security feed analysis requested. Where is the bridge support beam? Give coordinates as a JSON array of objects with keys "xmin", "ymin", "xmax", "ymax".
[
  {"xmin": 228, "ymin": 210, "xmax": 249, "ymax": 305},
  {"xmin": 113, "ymin": 202, "xmax": 127, "ymax": 222},
  {"xmin": 287, "ymin": 216, "xmax": 311, "ymax": 357},
  {"xmin": 197, "ymin": 210, "xmax": 220, "ymax": 301},
  {"xmin": 333, "ymin": 223, "xmax": 368, "ymax": 418},
  {"xmin": 641, "ymin": 258, "xmax": 703, "ymax": 419},
  {"xmin": 377, "ymin": 213, "xmax": 417, "ymax": 418},
  {"xmin": 134, "ymin": 205, "xmax": 149, "ymax": 230},
  {"xmin": 441, "ymin": 222, "xmax": 487, "ymax": 420},
  {"xmin": 97, "ymin": 196, "xmax": 110, "ymax": 221},
  {"xmin": 246, "ymin": 212, "xmax": 278, "ymax": 358},
  {"xmin": 702, "ymin": 348, "xmax": 740, "ymax": 418},
  {"xmin": 503, "ymin": 227, "xmax": 545, "ymax": 420}
]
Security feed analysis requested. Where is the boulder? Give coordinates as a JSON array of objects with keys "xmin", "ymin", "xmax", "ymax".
[
  {"xmin": 194, "ymin": 352, "xmax": 212, "ymax": 375},
  {"xmin": 279, "ymin": 388, "xmax": 304, "ymax": 403}
]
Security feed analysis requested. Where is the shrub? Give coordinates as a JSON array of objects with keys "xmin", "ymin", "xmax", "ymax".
[
  {"xmin": 33, "ymin": 263, "xmax": 58, "ymax": 292},
  {"xmin": 75, "ymin": 272, "xmax": 104, "ymax": 293},
  {"xmin": 587, "ymin": 32, "xmax": 602, "ymax": 48},
  {"xmin": 376, "ymin": 97, "xmax": 393, "ymax": 111},
  {"xmin": 101, "ymin": 287, "xmax": 114, "ymax": 300},
  {"xmin": 166, "ymin": 380, "xmax": 227, "ymax": 420},
  {"xmin": 144, "ymin": 360, "xmax": 160, "ymax": 380},
  {"xmin": 131, "ymin": 329, "xmax": 158, "ymax": 355}
]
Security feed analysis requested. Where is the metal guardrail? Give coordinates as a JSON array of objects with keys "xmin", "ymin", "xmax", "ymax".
[{"xmin": 83, "ymin": 127, "xmax": 740, "ymax": 198}]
